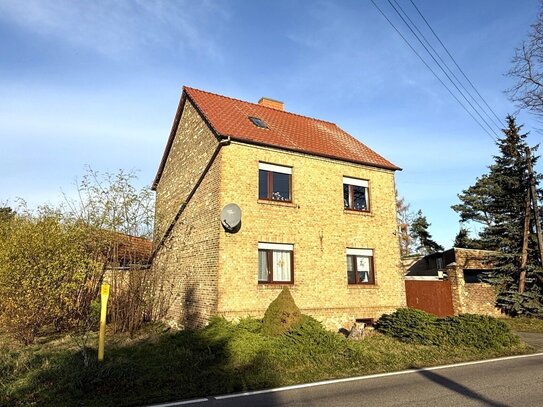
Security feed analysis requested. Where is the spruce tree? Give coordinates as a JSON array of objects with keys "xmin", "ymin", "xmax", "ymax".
[
  {"xmin": 453, "ymin": 227, "xmax": 484, "ymax": 249},
  {"xmin": 410, "ymin": 210, "xmax": 444, "ymax": 255},
  {"xmin": 452, "ymin": 115, "xmax": 543, "ymax": 316}
]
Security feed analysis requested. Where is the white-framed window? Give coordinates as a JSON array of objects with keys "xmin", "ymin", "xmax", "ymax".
[
  {"xmin": 258, "ymin": 242, "xmax": 294, "ymax": 283},
  {"xmin": 346, "ymin": 248, "xmax": 375, "ymax": 285},
  {"xmin": 343, "ymin": 177, "xmax": 369, "ymax": 211},
  {"xmin": 259, "ymin": 163, "xmax": 292, "ymax": 202}
]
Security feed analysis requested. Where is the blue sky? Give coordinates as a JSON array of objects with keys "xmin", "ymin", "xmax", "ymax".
[{"xmin": 0, "ymin": 0, "xmax": 541, "ymax": 247}]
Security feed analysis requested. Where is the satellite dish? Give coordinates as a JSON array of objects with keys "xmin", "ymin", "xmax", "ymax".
[{"xmin": 221, "ymin": 203, "xmax": 242, "ymax": 232}]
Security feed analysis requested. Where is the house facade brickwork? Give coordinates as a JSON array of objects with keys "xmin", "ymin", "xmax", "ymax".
[
  {"xmin": 217, "ymin": 142, "xmax": 405, "ymax": 328},
  {"xmin": 152, "ymin": 87, "xmax": 406, "ymax": 330}
]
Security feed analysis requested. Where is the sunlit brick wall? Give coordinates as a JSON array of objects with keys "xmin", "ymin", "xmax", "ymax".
[
  {"xmin": 217, "ymin": 142, "xmax": 406, "ymax": 330},
  {"xmin": 449, "ymin": 248, "xmax": 502, "ymax": 317}
]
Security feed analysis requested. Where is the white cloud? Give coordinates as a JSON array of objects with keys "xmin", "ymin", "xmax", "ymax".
[{"xmin": 0, "ymin": 0, "xmax": 229, "ymax": 59}]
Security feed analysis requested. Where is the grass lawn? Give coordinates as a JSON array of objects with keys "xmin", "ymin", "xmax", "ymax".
[
  {"xmin": 502, "ymin": 316, "xmax": 543, "ymax": 333},
  {"xmin": 0, "ymin": 317, "xmax": 533, "ymax": 407}
]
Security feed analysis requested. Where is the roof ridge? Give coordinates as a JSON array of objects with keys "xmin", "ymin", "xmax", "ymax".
[
  {"xmin": 113, "ymin": 231, "xmax": 152, "ymax": 242},
  {"xmin": 183, "ymin": 86, "xmax": 338, "ymax": 126}
]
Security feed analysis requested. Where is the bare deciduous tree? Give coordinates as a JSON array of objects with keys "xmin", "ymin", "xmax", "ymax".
[
  {"xmin": 396, "ymin": 191, "xmax": 414, "ymax": 256},
  {"xmin": 507, "ymin": 5, "xmax": 543, "ymax": 118},
  {"xmin": 63, "ymin": 166, "xmax": 154, "ymax": 239}
]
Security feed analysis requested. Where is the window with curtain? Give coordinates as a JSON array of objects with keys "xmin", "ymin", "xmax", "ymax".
[{"xmin": 258, "ymin": 242, "xmax": 294, "ymax": 283}]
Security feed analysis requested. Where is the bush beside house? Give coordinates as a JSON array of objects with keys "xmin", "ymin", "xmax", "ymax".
[{"xmin": 375, "ymin": 308, "xmax": 519, "ymax": 350}]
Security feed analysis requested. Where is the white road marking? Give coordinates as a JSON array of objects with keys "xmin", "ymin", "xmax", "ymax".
[
  {"xmin": 147, "ymin": 398, "xmax": 209, "ymax": 406},
  {"xmin": 215, "ymin": 352, "xmax": 543, "ymax": 400},
  {"xmin": 147, "ymin": 352, "xmax": 543, "ymax": 405}
]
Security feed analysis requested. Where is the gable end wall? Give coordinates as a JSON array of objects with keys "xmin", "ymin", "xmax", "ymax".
[
  {"xmin": 152, "ymin": 100, "xmax": 221, "ymax": 328},
  {"xmin": 154, "ymin": 100, "xmax": 218, "ymax": 243}
]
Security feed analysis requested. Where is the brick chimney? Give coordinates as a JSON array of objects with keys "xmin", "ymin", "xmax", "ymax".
[{"xmin": 258, "ymin": 97, "xmax": 284, "ymax": 111}]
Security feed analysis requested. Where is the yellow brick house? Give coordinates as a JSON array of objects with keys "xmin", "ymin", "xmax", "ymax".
[{"xmin": 151, "ymin": 86, "xmax": 406, "ymax": 330}]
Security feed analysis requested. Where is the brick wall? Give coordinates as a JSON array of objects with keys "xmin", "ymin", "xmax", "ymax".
[
  {"xmin": 447, "ymin": 264, "xmax": 463, "ymax": 315},
  {"xmin": 217, "ymin": 142, "xmax": 405, "ymax": 330},
  {"xmin": 449, "ymin": 266, "xmax": 502, "ymax": 317},
  {"xmin": 461, "ymin": 282, "xmax": 501, "ymax": 315},
  {"xmin": 152, "ymin": 100, "xmax": 222, "ymax": 328},
  {"xmin": 153, "ymin": 100, "xmax": 218, "ymax": 243},
  {"xmin": 453, "ymin": 248, "xmax": 494, "ymax": 270},
  {"xmin": 448, "ymin": 249, "xmax": 502, "ymax": 316}
]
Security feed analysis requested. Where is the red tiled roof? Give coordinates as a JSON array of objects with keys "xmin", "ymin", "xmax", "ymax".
[
  {"xmin": 153, "ymin": 86, "xmax": 400, "ymax": 188},
  {"xmin": 113, "ymin": 232, "xmax": 152, "ymax": 264}
]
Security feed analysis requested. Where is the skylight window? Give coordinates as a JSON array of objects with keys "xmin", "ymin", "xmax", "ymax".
[{"xmin": 249, "ymin": 116, "xmax": 268, "ymax": 129}]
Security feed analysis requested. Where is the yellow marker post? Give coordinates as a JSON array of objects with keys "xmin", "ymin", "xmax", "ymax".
[{"xmin": 98, "ymin": 283, "xmax": 110, "ymax": 362}]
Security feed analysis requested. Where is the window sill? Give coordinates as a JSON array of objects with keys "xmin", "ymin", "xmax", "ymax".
[
  {"xmin": 258, "ymin": 283, "xmax": 294, "ymax": 289},
  {"xmin": 344, "ymin": 209, "xmax": 372, "ymax": 216},
  {"xmin": 258, "ymin": 199, "xmax": 298, "ymax": 208},
  {"xmin": 347, "ymin": 284, "xmax": 379, "ymax": 289}
]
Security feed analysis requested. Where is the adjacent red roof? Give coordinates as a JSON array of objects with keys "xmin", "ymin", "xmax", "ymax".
[
  {"xmin": 113, "ymin": 232, "xmax": 152, "ymax": 264},
  {"xmin": 153, "ymin": 86, "xmax": 400, "ymax": 189}
]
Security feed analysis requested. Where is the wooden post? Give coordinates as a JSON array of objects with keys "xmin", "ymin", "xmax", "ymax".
[
  {"xmin": 98, "ymin": 284, "xmax": 110, "ymax": 361},
  {"xmin": 519, "ymin": 186, "xmax": 531, "ymax": 294},
  {"xmin": 526, "ymin": 147, "xmax": 543, "ymax": 266}
]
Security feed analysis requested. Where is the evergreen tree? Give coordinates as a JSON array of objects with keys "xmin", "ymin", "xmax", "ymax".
[
  {"xmin": 410, "ymin": 210, "xmax": 444, "ymax": 255},
  {"xmin": 0, "ymin": 207, "xmax": 15, "ymax": 223},
  {"xmin": 453, "ymin": 227, "xmax": 483, "ymax": 249},
  {"xmin": 454, "ymin": 227, "xmax": 470, "ymax": 248},
  {"xmin": 452, "ymin": 115, "xmax": 543, "ymax": 316},
  {"xmin": 0, "ymin": 207, "xmax": 15, "ymax": 240}
]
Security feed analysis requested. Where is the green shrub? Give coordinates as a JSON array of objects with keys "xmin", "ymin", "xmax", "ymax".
[
  {"xmin": 237, "ymin": 317, "xmax": 262, "ymax": 334},
  {"xmin": 203, "ymin": 316, "xmax": 234, "ymax": 343},
  {"xmin": 283, "ymin": 315, "xmax": 350, "ymax": 353},
  {"xmin": 376, "ymin": 308, "xmax": 520, "ymax": 350},
  {"xmin": 375, "ymin": 308, "xmax": 439, "ymax": 345},
  {"xmin": 261, "ymin": 288, "xmax": 301, "ymax": 336},
  {"xmin": 271, "ymin": 315, "xmax": 362, "ymax": 370},
  {"xmin": 439, "ymin": 314, "xmax": 519, "ymax": 349},
  {"xmin": 0, "ymin": 211, "xmax": 103, "ymax": 344},
  {"xmin": 284, "ymin": 315, "xmax": 335, "ymax": 347}
]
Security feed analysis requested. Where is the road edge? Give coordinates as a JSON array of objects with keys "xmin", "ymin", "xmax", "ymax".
[{"xmin": 148, "ymin": 352, "xmax": 543, "ymax": 406}]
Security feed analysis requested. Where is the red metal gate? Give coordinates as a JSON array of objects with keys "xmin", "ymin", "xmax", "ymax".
[{"xmin": 405, "ymin": 280, "xmax": 454, "ymax": 317}]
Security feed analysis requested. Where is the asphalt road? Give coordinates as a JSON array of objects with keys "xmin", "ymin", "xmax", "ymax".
[
  {"xmin": 518, "ymin": 332, "xmax": 543, "ymax": 350},
  {"xmin": 152, "ymin": 353, "xmax": 543, "ymax": 407}
]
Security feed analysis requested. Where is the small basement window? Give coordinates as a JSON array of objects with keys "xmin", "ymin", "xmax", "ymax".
[
  {"xmin": 355, "ymin": 318, "xmax": 374, "ymax": 327},
  {"xmin": 249, "ymin": 116, "xmax": 268, "ymax": 129}
]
